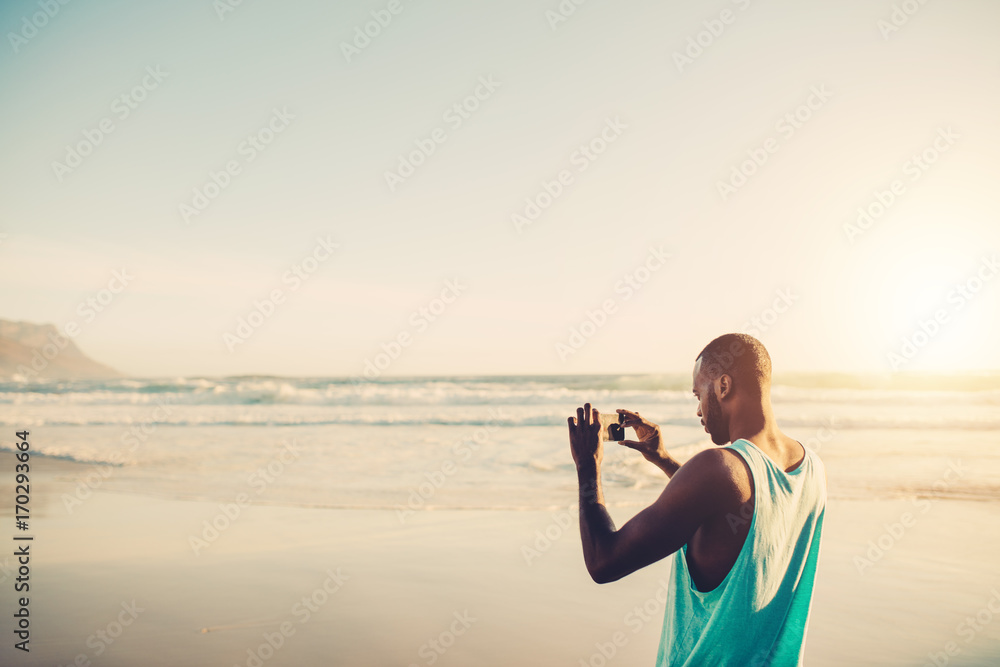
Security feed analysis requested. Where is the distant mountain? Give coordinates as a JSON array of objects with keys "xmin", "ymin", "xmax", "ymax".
[{"xmin": 0, "ymin": 319, "xmax": 121, "ymax": 379}]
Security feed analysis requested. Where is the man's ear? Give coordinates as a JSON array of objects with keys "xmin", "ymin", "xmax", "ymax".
[{"xmin": 716, "ymin": 374, "xmax": 733, "ymax": 400}]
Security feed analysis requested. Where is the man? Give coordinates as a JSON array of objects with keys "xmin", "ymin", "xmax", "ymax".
[{"xmin": 568, "ymin": 333, "xmax": 826, "ymax": 666}]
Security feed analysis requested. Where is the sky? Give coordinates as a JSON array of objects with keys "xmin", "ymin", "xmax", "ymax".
[{"xmin": 1, "ymin": 0, "xmax": 998, "ymax": 378}]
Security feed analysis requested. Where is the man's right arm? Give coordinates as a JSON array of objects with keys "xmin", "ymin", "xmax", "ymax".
[
  {"xmin": 576, "ymin": 448, "xmax": 735, "ymax": 583},
  {"xmin": 617, "ymin": 409, "xmax": 681, "ymax": 478},
  {"xmin": 648, "ymin": 451, "xmax": 681, "ymax": 478}
]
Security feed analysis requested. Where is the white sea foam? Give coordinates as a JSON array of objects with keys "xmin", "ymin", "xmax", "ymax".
[{"xmin": 2, "ymin": 375, "xmax": 997, "ymax": 508}]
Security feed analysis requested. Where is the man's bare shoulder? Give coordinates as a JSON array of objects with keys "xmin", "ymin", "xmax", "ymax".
[
  {"xmin": 679, "ymin": 447, "xmax": 748, "ymax": 478},
  {"xmin": 667, "ymin": 448, "xmax": 752, "ymax": 507}
]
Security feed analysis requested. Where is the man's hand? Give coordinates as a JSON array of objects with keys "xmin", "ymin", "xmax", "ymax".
[
  {"xmin": 568, "ymin": 403, "xmax": 603, "ymax": 470},
  {"xmin": 617, "ymin": 409, "xmax": 680, "ymax": 477}
]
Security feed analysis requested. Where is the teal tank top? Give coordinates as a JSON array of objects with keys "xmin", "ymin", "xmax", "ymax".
[{"xmin": 655, "ymin": 438, "xmax": 827, "ymax": 666}]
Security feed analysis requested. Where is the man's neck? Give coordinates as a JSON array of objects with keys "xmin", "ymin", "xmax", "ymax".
[{"xmin": 727, "ymin": 401, "xmax": 782, "ymax": 448}]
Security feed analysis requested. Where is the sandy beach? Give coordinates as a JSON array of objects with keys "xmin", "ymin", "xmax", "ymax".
[
  {"xmin": 4, "ymin": 0, "xmax": 1000, "ymax": 661},
  {"xmin": 1, "ymin": 450, "xmax": 999, "ymax": 667}
]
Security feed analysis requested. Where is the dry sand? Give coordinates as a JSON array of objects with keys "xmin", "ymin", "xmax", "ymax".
[{"xmin": 1, "ymin": 452, "xmax": 999, "ymax": 666}]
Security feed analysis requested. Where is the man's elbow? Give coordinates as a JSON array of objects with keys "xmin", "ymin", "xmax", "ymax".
[
  {"xmin": 590, "ymin": 570, "xmax": 614, "ymax": 585},
  {"xmin": 588, "ymin": 561, "xmax": 624, "ymax": 585}
]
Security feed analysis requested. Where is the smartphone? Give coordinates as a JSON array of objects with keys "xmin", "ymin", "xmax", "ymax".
[{"xmin": 600, "ymin": 411, "xmax": 626, "ymax": 441}]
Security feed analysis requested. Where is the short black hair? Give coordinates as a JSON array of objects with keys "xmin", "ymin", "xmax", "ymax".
[{"xmin": 695, "ymin": 333, "xmax": 772, "ymax": 389}]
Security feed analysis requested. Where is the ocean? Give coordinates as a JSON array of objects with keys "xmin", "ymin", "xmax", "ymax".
[{"xmin": 2, "ymin": 374, "xmax": 999, "ymax": 516}]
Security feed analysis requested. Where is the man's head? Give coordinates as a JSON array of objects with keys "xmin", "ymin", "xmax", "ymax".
[{"xmin": 692, "ymin": 333, "xmax": 772, "ymax": 445}]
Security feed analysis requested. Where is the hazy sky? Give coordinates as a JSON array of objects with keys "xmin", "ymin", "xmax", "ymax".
[{"xmin": 1, "ymin": 0, "xmax": 998, "ymax": 377}]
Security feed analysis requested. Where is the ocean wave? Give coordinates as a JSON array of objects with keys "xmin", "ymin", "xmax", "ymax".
[
  {"xmin": 0, "ymin": 444, "xmax": 125, "ymax": 467},
  {"xmin": 2, "ymin": 413, "xmax": 999, "ymax": 430},
  {"xmin": 2, "ymin": 375, "xmax": 998, "ymax": 408},
  {"xmin": 0, "ymin": 381, "xmax": 680, "ymax": 407}
]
